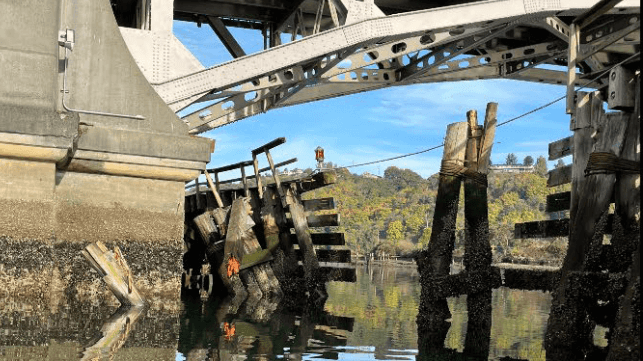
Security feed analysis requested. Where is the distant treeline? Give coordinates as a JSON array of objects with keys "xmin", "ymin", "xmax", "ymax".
[{"xmin": 304, "ymin": 162, "xmax": 569, "ymax": 263}]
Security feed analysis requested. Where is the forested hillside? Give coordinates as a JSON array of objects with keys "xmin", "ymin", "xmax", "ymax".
[{"xmin": 304, "ymin": 164, "xmax": 569, "ymax": 264}]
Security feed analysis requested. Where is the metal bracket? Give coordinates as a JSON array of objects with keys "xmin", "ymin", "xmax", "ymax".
[{"xmin": 58, "ymin": 29, "xmax": 75, "ymax": 51}]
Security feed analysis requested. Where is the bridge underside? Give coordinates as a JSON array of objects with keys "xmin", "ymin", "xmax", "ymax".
[{"xmin": 110, "ymin": 0, "xmax": 639, "ymax": 134}]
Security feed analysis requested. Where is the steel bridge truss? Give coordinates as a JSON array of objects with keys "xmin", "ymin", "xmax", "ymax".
[{"xmin": 144, "ymin": 0, "xmax": 639, "ymax": 134}]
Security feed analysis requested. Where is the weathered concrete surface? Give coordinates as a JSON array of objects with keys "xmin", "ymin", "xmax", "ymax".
[
  {"xmin": 0, "ymin": 0, "xmax": 213, "ymax": 305},
  {"xmin": 0, "ymin": 237, "xmax": 184, "ymax": 311}
]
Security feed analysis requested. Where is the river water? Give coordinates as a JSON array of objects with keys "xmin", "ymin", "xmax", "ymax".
[
  {"xmin": 174, "ymin": 262, "xmax": 554, "ymax": 361},
  {"xmin": 2, "ymin": 262, "xmax": 565, "ymax": 361}
]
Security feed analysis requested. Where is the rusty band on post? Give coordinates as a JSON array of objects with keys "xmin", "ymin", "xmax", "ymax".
[
  {"xmin": 439, "ymin": 160, "xmax": 488, "ymax": 187},
  {"xmin": 585, "ymin": 152, "xmax": 641, "ymax": 176}
]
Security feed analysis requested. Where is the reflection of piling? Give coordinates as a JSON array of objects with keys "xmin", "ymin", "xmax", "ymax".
[{"xmin": 81, "ymin": 305, "xmax": 146, "ymax": 360}]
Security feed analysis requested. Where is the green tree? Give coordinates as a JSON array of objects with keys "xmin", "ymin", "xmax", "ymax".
[
  {"xmin": 523, "ymin": 155, "xmax": 534, "ymax": 166},
  {"xmin": 387, "ymin": 220, "xmax": 404, "ymax": 244},
  {"xmin": 418, "ymin": 227, "xmax": 432, "ymax": 248},
  {"xmin": 535, "ymin": 156, "xmax": 548, "ymax": 176},
  {"xmin": 506, "ymin": 153, "xmax": 518, "ymax": 165}
]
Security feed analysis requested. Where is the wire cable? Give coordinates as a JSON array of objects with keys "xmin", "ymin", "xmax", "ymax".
[{"xmin": 339, "ymin": 51, "xmax": 640, "ymax": 170}]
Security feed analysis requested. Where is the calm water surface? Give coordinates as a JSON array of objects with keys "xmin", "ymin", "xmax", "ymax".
[
  {"xmin": 2, "ymin": 263, "xmax": 556, "ymax": 360},
  {"xmin": 176, "ymin": 263, "xmax": 553, "ymax": 361}
]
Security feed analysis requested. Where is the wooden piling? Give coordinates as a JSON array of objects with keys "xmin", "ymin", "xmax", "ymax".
[
  {"xmin": 81, "ymin": 242, "xmax": 146, "ymax": 307},
  {"xmin": 606, "ymin": 74, "xmax": 640, "ymax": 360},
  {"xmin": 547, "ymin": 87, "xmax": 632, "ymax": 355},
  {"xmin": 417, "ymin": 121, "xmax": 468, "ymax": 321},
  {"xmin": 418, "ymin": 121, "xmax": 468, "ymax": 276},
  {"xmin": 463, "ymin": 103, "xmax": 496, "ymax": 272},
  {"xmin": 613, "ymin": 73, "xmax": 640, "ymax": 255}
]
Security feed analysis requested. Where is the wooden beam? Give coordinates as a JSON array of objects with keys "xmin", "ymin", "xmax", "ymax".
[
  {"xmin": 514, "ymin": 219, "xmax": 570, "ymax": 239},
  {"xmin": 210, "ymin": 160, "xmax": 254, "ymax": 174},
  {"xmin": 291, "ymin": 232, "xmax": 345, "ymax": 246},
  {"xmin": 213, "ymin": 157, "xmax": 297, "ymax": 185},
  {"xmin": 206, "ymin": 16, "xmax": 246, "ymax": 58},
  {"xmin": 516, "ymin": 215, "xmax": 615, "ymax": 239},
  {"xmin": 297, "ymin": 171, "xmax": 337, "ymax": 193},
  {"xmin": 251, "ymin": 137, "xmax": 286, "ymax": 155},
  {"xmin": 302, "ymin": 197, "xmax": 335, "ymax": 212},
  {"xmin": 549, "ymin": 136, "xmax": 574, "ymax": 161},
  {"xmin": 546, "ymin": 191, "xmax": 571, "ymax": 213},
  {"xmin": 291, "ymin": 213, "xmax": 340, "ymax": 228},
  {"xmin": 296, "ymin": 249, "xmax": 351, "ymax": 263},
  {"xmin": 501, "ymin": 268, "xmax": 560, "ymax": 292},
  {"xmin": 419, "ymin": 268, "xmax": 502, "ymax": 299},
  {"xmin": 547, "ymin": 164, "xmax": 572, "ymax": 187},
  {"xmin": 297, "ymin": 265, "xmax": 356, "ymax": 283}
]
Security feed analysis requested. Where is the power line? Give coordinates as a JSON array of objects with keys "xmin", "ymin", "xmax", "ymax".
[{"xmin": 339, "ymin": 51, "xmax": 640, "ymax": 170}]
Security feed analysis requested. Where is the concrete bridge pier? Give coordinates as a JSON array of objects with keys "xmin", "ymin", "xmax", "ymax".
[{"xmin": 0, "ymin": 0, "xmax": 213, "ymax": 310}]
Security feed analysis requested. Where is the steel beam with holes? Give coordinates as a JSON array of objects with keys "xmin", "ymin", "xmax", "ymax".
[
  {"xmin": 154, "ymin": 1, "xmax": 540, "ymax": 105},
  {"xmin": 161, "ymin": 1, "xmax": 638, "ymax": 115}
]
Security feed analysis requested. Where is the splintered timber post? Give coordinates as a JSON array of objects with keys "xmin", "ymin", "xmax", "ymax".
[
  {"xmin": 420, "ymin": 121, "xmax": 468, "ymax": 276},
  {"xmin": 82, "ymin": 242, "xmax": 146, "ymax": 307},
  {"xmin": 463, "ymin": 103, "xmax": 496, "ymax": 271},
  {"xmin": 417, "ymin": 121, "xmax": 467, "ymax": 320},
  {"xmin": 462, "ymin": 104, "xmax": 496, "ymax": 358}
]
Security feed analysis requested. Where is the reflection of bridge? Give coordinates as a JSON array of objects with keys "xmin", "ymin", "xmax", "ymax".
[{"xmin": 117, "ymin": 0, "xmax": 640, "ymax": 133}]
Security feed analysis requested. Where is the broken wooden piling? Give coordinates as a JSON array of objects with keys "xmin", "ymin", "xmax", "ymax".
[
  {"xmin": 81, "ymin": 242, "xmax": 146, "ymax": 307},
  {"xmin": 463, "ymin": 103, "xmax": 496, "ymax": 272}
]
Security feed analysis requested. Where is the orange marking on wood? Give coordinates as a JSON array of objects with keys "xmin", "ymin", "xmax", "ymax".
[
  {"xmin": 223, "ymin": 322, "xmax": 236, "ymax": 340},
  {"xmin": 227, "ymin": 256, "xmax": 240, "ymax": 278}
]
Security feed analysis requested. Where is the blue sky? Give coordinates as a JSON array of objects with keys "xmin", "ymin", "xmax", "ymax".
[{"xmin": 174, "ymin": 21, "xmax": 572, "ymax": 180}]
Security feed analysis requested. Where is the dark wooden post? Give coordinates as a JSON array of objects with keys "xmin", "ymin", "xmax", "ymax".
[
  {"xmin": 418, "ymin": 121, "xmax": 468, "ymax": 276},
  {"xmin": 546, "ymin": 90, "xmax": 630, "ymax": 356},
  {"xmin": 606, "ymin": 72, "xmax": 640, "ymax": 360},
  {"xmin": 613, "ymin": 72, "xmax": 640, "ymax": 261},
  {"xmin": 463, "ymin": 103, "xmax": 496, "ymax": 272},
  {"xmin": 417, "ymin": 121, "xmax": 468, "ymax": 321},
  {"xmin": 462, "ymin": 103, "xmax": 497, "ymax": 358}
]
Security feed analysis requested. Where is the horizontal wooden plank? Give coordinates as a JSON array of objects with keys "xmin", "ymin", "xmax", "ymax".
[
  {"xmin": 420, "ymin": 268, "xmax": 502, "ymax": 298},
  {"xmin": 302, "ymin": 197, "xmax": 335, "ymax": 212},
  {"xmin": 251, "ymin": 137, "xmax": 286, "ymax": 155},
  {"xmin": 501, "ymin": 268, "xmax": 560, "ymax": 291},
  {"xmin": 515, "ymin": 214, "xmax": 614, "ymax": 239},
  {"xmin": 546, "ymin": 191, "xmax": 571, "ymax": 213},
  {"xmin": 514, "ymin": 219, "xmax": 570, "ymax": 239},
  {"xmin": 296, "ymin": 171, "xmax": 337, "ymax": 193},
  {"xmin": 547, "ymin": 164, "xmax": 572, "ymax": 187},
  {"xmin": 289, "ymin": 213, "xmax": 340, "ymax": 228},
  {"xmin": 549, "ymin": 136, "xmax": 573, "ymax": 160},
  {"xmin": 216, "ymin": 158, "xmax": 298, "ymax": 185},
  {"xmin": 209, "ymin": 160, "xmax": 254, "ymax": 174},
  {"xmin": 291, "ymin": 233, "xmax": 345, "ymax": 246},
  {"xmin": 296, "ymin": 264, "xmax": 356, "ymax": 282},
  {"xmin": 295, "ymin": 249, "xmax": 351, "ymax": 263}
]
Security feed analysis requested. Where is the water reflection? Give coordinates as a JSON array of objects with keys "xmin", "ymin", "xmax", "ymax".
[
  {"xmin": 1, "ymin": 263, "xmax": 559, "ymax": 361},
  {"xmin": 81, "ymin": 306, "xmax": 145, "ymax": 360}
]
